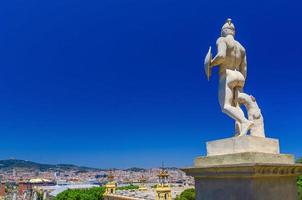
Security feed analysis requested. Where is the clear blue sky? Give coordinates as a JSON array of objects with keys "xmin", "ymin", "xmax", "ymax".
[{"xmin": 0, "ymin": 0, "xmax": 301, "ymax": 168}]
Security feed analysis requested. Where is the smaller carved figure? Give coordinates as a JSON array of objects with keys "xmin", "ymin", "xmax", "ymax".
[{"xmin": 237, "ymin": 93, "xmax": 265, "ymax": 137}]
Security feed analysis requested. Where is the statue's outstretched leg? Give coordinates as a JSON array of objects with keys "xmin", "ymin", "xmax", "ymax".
[{"xmin": 219, "ymin": 76, "xmax": 253, "ymax": 136}]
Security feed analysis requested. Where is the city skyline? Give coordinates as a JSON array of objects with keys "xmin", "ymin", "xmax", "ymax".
[{"xmin": 0, "ymin": 0, "xmax": 301, "ymax": 168}]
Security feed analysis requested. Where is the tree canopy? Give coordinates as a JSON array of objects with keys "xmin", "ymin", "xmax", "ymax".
[
  {"xmin": 175, "ymin": 188, "xmax": 195, "ymax": 200},
  {"xmin": 55, "ymin": 187, "xmax": 105, "ymax": 200},
  {"xmin": 298, "ymin": 174, "xmax": 302, "ymax": 200},
  {"xmin": 54, "ymin": 184, "xmax": 139, "ymax": 200},
  {"xmin": 117, "ymin": 184, "xmax": 139, "ymax": 190}
]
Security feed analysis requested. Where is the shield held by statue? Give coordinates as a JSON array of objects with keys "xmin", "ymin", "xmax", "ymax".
[{"xmin": 204, "ymin": 46, "xmax": 212, "ymax": 81}]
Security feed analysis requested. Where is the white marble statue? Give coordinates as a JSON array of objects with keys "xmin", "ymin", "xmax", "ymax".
[
  {"xmin": 33, "ymin": 192, "xmax": 38, "ymax": 200},
  {"xmin": 12, "ymin": 193, "xmax": 17, "ymax": 200},
  {"xmin": 204, "ymin": 19, "xmax": 265, "ymax": 137},
  {"xmin": 43, "ymin": 190, "xmax": 48, "ymax": 200}
]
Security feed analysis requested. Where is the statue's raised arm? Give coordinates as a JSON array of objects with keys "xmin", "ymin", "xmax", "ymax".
[{"xmin": 211, "ymin": 37, "xmax": 227, "ymax": 67}]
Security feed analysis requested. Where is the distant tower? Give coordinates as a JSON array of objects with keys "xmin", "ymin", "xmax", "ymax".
[
  {"xmin": 104, "ymin": 171, "xmax": 117, "ymax": 195},
  {"xmin": 13, "ymin": 168, "xmax": 17, "ymax": 177},
  {"xmin": 155, "ymin": 164, "xmax": 172, "ymax": 200},
  {"xmin": 138, "ymin": 175, "xmax": 148, "ymax": 191}
]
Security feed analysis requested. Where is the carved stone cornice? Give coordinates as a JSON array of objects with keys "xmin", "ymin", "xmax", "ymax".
[{"xmin": 182, "ymin": 163, "xmax": 302, "ymax": 178}]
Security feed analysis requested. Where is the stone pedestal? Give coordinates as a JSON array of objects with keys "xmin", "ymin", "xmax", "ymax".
[
  {"xmin": 183, "ymin": 163, "xmax": 302, "ymax": 200},
  {"xmin": 206, "ymin": 136, "xmax": 280, "ymax": 156},
  {"xmin": 183, "ymin": 136, "xmax": 302, "ymax": 200}
]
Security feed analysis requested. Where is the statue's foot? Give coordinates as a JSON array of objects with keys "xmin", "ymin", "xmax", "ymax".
[{"xmin": 238, "ymin": 120, "xmax": 254, "ymax": 136}]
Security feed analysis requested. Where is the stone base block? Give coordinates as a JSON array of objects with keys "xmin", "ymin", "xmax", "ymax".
[
  {"xmin": 195, "ymin": 152, "xmax": 294, "ymax": 167},
  {"xmin": 182, "ymin": 163, "xmax": 302, "ymax": 200},
  {"xmin": 207, "ymin": 136, "xmax": 279, "ymax": 156}
]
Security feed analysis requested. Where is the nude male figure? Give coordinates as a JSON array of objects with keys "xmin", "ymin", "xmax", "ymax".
[{"xmin": 205, "ymin": 19, "xmax": 253, "ymax": 136}]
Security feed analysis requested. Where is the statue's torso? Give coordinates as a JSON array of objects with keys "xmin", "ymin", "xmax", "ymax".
[{"xmin": 218, "ymin": 36, "xmax": 245, "ymax": 75}]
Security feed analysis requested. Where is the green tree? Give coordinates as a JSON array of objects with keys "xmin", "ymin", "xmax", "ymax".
[
  {"xmin": 55, "ymin": 187, "xmax": 105, "ymax": 200},
  {"xmin": 298, "ymin": 175, "xmax": 302, "ymax": 200},
  {"xmin": 117, "ymin": 184, "xmax": 139, "ymax": 191},
  {"xmin": 175, "ymin": 188, "xmax": 195, "ymax": 200},
  {"xmin": 297, "ymin": 157, "xmax": 302, "ymax": 199}
]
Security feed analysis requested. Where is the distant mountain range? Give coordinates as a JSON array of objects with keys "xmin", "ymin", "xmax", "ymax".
[
  {"xmin": 0, "ymin": 159, "xmax": 100, "ymax": 172},
  {"xmin": 0, "ymin": 159, "xmax": 177, "ymax": 172}
]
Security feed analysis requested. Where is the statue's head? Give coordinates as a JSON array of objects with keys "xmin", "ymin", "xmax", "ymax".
[{"xmin": 221, "ymin": 18, "xmax": 235, "ymax": 37}]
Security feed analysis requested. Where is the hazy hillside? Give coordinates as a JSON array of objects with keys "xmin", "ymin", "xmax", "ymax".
[{"xmin": 0, "ymin": 159, "xmax": 99, "ymax": 171}]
